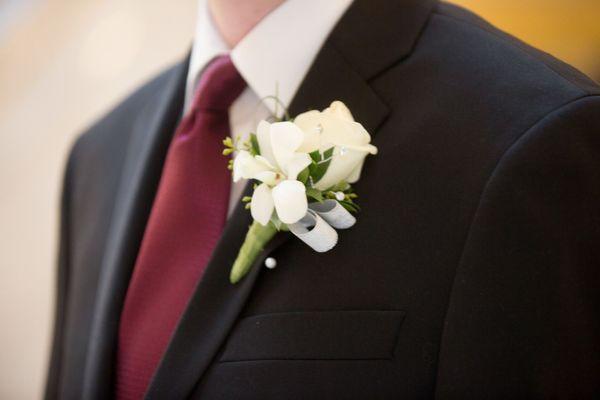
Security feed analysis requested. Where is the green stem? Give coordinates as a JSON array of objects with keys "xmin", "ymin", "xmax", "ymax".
[{"xmin": 230, "ymin": 221, "xmax": 278, "ymax": 284}]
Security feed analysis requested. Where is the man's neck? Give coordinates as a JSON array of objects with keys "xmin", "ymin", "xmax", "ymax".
[{"xmin": 208, "ymin": 0, "xmax": 285, "ymax": 48}]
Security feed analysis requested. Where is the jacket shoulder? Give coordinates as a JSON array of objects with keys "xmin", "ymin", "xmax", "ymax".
[
  {"xmin": 431, "ymin": 2, "xmax": 599, "ymax": 96},
  {"xmin": 69, "ymin": 62, "xmax": 181, "ymax": 166}
]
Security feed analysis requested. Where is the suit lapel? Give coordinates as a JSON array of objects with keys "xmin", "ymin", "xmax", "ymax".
[
  {"xmin": 82, "ymin": 60, "xmax": 189, "ymax": 400},
  {"xmin": 144, "ymin": 1, "xmax": 441, "ymax": 397},
  {"xmin": 145, "ymin": 181, "xmax": 289, "ymax": 399}
]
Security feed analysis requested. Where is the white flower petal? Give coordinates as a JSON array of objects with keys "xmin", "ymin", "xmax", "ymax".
[
  {"xmin": 285, "ymin": 153, "xmax": 312, "ymax": 181},
  {"xmin": 336, "ymin": 142, "xmax": 378, "ymax": 155},
  {"xmin": 293, "ymin": 110, "xmax": 322, "ymax": 153},
  {"xmin": 232, "ymin": 151, "xmax": 273, "ymax": 182},
  {"xmin": 255, "ymin": 155, "xmax": 276, "ymax": 169},
  {"xmin": 346, "ymin": 159, "xmax": 365, "ymax": 183},
  {"xmin": 323, "ymin": 100, "xmax": 354, "ymax": 121},
  {"xmin": 251, "ymin": 183, "xmax": 274, "ymax": 226},
  {"xmin": 255, "ymin": 171, "xmax": 279, "ymax": 186},
  {"xmin": 256, "ymin": 120, "xmax": 278, "ymax": 167},
  {"xmin": 319, "ymin": 115, "xmax": 372, "ymax": 150},
  {"xmin": 314, "ymin": 148, "xmax": 367, "ymax": 191},
  {"xmin": 232, "ymin": 151, "xmax": 248, "ymax": 182},
  {"xmin": 269, "ymin": 121, "xmax": 305, "ymax": 173},
  {"xmin": 272, "ymin": 180, "xmax": 308, "ymax": 224}
]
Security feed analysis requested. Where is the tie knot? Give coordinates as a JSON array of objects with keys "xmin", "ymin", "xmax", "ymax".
[{"xmin": 192, "ymin": 55, "xmax": 246, "ymax": 112}]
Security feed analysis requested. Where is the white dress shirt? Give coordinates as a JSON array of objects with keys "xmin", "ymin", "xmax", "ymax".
[{"xmin": 186, "ymin": 0, "xmax": 353, "ymax": 215}]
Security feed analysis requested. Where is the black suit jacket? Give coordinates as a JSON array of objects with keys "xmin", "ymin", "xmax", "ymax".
[{"xmin": 46, "ymin": 1, "xmax": 600, "ymax": 399}]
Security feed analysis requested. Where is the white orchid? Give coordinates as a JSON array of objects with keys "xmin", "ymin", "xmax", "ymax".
[
  {"xmin": 233, "ymin": 120, "xmax": 312, "ymax": 226},
  {"xmin": 294, "ymin": 101, "xmax": 378, "ymax": 190}
]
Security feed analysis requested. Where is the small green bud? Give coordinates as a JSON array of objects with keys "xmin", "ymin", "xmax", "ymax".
[{"xmin": 223, "ymin": 137, "xmax": 233, "ymax": 147}]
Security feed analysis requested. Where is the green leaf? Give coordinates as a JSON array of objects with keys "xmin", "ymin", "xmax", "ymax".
[
  {"xmin": 309, "ymin": 147, "xmax": 334, "ymax": 184},
  {"xmin": 249, "ymin": 133, "xmax": 261, "ymax": 156},
  {"xmin": 330, "ymin": 181, "xmax": 350, "ymax": 192},
  {"xmin": 306, "ymin": 187, "xmax": 324, "ymax": 202},
  {"xmin": 309, "ymin": 150, "xmax": 321, "ymax": 163},
  {"xmin": 270, "ymin": 213, "xmax": 285, "ymax": 231},
  {"xmin": 339, "ymin": 200, "xmax": 360, "ymax": 213},
  {"xmin": 297, "ymin": 167, "xmax": 310, "ymax": 184},
  {"xmin": 323, "ymin": 147, "xmax": 334, "ymax": 159}
]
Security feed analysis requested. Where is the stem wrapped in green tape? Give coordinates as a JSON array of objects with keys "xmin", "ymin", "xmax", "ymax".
[{"xmin": 229, "ymin": 221, "xmax": 277, "ymax": 284}]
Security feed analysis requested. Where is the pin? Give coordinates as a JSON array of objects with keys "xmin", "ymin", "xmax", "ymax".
[{"xmin": 264, "ymin": 257, "xmax": 277, "ymax": 269}]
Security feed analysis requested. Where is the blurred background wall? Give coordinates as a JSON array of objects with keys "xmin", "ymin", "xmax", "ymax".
[{"xmin": 0, "ymin": 0, "xmax": 598, "ymax": 398}]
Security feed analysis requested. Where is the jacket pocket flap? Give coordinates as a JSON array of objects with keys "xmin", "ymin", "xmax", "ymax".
[{"xmin": 220, "ymin": 310, "xmax": 405, "ymax": 362}]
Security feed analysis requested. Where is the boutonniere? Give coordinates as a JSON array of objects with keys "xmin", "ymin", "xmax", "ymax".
[{"xmin": 224, "ymin": 100, "xmax": 378, "ymax": 283}]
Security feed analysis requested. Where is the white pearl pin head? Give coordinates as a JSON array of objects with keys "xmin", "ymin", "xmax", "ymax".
[{"xmin": 264, "ymin": 257, "xmax": 277, "ymax": 269}]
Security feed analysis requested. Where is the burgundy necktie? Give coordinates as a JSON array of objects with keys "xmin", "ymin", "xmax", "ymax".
[{"xmin": 115, "ymin": 55, "xmax": 246, "ymax": 400}]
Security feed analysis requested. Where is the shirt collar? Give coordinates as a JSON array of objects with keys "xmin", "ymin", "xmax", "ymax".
[{"xmin": 187, "ymin": 0, "xmax": 353, "ymax": 117}]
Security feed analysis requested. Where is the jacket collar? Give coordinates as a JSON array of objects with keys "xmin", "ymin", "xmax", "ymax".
[{"xmin": 328, "ymin": 0, "xmax": 436, "ymax": 81}]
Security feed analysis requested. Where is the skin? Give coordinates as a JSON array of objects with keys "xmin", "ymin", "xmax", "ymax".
[{"xmin": 208, "ymin": 0, "xmax": 285, "ymax": 47}]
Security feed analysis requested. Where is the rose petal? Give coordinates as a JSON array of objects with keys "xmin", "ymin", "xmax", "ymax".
[
  {"xmin": 251, "ymin": 183, "xmax": 274, "ymax": 226},
  {"xmin": 335, "ymin": 142, "xmax": 378, "ymax": 155},
  {"xmin": 293, "ymin": 110, "xmax": 322, "ymax": 153},
  {"xmin": 346, "ymin": 158, "xmax": 365, "ymax": 183},
  {"xmin": 323, "ymin": 100, "xmax": 354, "ymax": 121},
  {"xmin": 272, "ymin": 180, "xmax": 308, "ymax": 224},
  {"xmin": 314, "ymin": 148, "xmax": 367, "ymax": 191},
  {"xmin": 319, "ymin": 115, "xmax": 372, "ymax": 150}
]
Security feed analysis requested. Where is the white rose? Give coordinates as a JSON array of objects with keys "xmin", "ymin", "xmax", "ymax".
[{"xmin": 294, "ymin": 101, "xmax": 378, "ymax": 190}]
